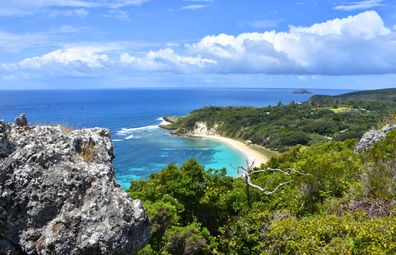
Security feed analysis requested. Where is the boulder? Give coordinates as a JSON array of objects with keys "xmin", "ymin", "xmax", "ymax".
[
  {"xmin": 355, "ymin": 124, "xmax": 396, "ymax": 153},
  {"xmin": 15, "ymin": 113, "xmax": 28, "ymax": 127},
  {"xmin": 0, "ymin": 116, "xmax": 150, "ymax": 255}
]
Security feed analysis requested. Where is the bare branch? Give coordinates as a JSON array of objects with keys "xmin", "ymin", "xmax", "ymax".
[{"xmin": 236, "ymin": 160, "xmax": 311, "ymax": 195}]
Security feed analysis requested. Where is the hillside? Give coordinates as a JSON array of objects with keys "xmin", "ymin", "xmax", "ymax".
[
  {"xmin": 131, "ymin": 124, "xmax": 396, "ymax": 255},
  {"xmin": 134, "ymin": 89, "xmax": 396, "ymax": 255},
  {"xmin": 167, "ymin": 89, "xmax": 396, "ymax": 152},
  {"xmin": 310, "ymin": 88, "xmax": 396, "ymax": 108}
]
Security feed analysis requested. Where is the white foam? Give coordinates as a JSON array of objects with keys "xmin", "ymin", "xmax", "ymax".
[
  {"xmin": 159, "ymin": 117, "xmax": 172, "ymax": 126},
  {"xmin": 117, "ymin": 125, "xmax": 159, "ymax": 135},
  {"xmin": 125, "ymin": 134, "xmax": 135, "ymax": 140},
  {"xmin": 116, "ymin": 117, "xmax": 169, "ymax": 137}
]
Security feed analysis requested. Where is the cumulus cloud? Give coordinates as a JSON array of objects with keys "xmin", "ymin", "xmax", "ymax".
[
  {"xmin": 334, "ymin": 0, "xmax": 383, "ymax": 11},
  {"xmin": 2, "ymin": 46, "xmax": 110, "ymax": 73},
  {"xmin": 119, "ymin": 10, "xmax": 396, "ymax": 75},
  {"xmin": 2, "ymin": 10, "xmax": 396, "ymax": 78},
  {"xmin": 120, "ymin": 48, "xmax": 216, "ymax": 72}
]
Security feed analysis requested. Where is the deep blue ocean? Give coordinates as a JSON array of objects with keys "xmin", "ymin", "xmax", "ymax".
[{"xmin": 0, "ymin": 88, "xmax": 350, "ymax": 189}]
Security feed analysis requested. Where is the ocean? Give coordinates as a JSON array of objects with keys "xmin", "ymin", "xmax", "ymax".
[{"xmin": 0, "ymin": 88, "xmax": 349, "ymax": 189}]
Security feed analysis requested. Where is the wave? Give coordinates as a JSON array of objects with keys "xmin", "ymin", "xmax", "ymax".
[
  {"xmin": 116, "ymin": 117, "xmax": 168, "ymax": 139},
  {"xmin": 125, "ymin": 135, "xmax": 140, "ymax": 140},
  {"xmin": 158, "ymin": 117, "xmax": 172, "ymax": 126},
  {"xmin": 117, "ymin": 125, "xmax": 159, "ymax": 135}
]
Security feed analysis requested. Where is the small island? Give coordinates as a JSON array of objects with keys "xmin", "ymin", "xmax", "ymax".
[{"xmin": 293, "ymin": 88, "xmax": 312, "ymax": 94}]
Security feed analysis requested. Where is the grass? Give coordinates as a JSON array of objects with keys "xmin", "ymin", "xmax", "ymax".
[
  {"xmin": 328, "ymin": 106, "xmax": 353, "ymax": 113},
  {"xmin": 249, "ymin": 143, "xmax": 280, "ymax": 159},
  {"xmin": 59, "ymin": 125, "xmax": 73, "ymax": 134},
  {"xmin": 80, "ymin": 138, "xmax": 95, "ymax": 161}
]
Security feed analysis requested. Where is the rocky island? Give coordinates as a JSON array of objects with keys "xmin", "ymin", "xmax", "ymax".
[{"xmin": 0, "ymin": 115, "xmax": 150, "ymax": 255}]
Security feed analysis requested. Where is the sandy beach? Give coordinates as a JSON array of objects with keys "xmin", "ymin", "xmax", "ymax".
[{"xmin": 199, "ymin": 135, "xmax": 271, "ymax": 168}]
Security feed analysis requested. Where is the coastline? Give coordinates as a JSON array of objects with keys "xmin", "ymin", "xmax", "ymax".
[{"xmin": 191, "ymin": 134, "xmax": 272, "ymax": 168}]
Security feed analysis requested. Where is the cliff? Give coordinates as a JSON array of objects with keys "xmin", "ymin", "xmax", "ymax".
[
  {"xmin": 0, "ymin": 115, "xmax": 150, "ymax": 255},
  {"xmin": 184, "ymin": 122, "xmax": 220, "ymax": 137}
]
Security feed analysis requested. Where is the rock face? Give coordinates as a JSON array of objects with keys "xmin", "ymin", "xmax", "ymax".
[
  {"xmin": 0, "ymin": 117, "xmax": 150, "ymax": 255},
  {"xmin": 185, "ymin": 122, "xmax": 219, "ymax": 137},
  {"xmin": 355, "ymin": 124, "xmax": 396, "ymax": 153}
]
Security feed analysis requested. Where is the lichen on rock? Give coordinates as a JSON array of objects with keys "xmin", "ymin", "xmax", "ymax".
[
  {"xmin": 0, "ymin": 116, "xmax": 150, "ymax": 255},
  {"xmin": 355, "ymin": 124, "xmax": 396, "ymax": 153}
]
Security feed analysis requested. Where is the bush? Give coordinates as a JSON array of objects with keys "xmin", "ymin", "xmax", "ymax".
[{"xmin": 262, "ymin": 214, "xmax": 396, "ymax": 255}]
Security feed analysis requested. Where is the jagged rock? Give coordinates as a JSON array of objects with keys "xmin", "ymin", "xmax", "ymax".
[
  {"xmin": 15, "ymin": 113, "xmax": 28, "ymax": 127},
  {"xmin": 0, "ymin": 117, "xmax": 150, "ymax": 255},
  {"xmin": 355, "ymin": 124, "xmax": 396, "ymax": 153}
]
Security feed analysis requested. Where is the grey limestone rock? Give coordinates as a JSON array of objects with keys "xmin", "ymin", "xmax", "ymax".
[
  {"xmin": 0, "ymin": 116, "xmax": 150, "ymax": 255},
  {"xmin": 15, "ymin": 113, "xmax": 28, "ymax": 127},
  {"xmin": 355, "ymin": 124, "xmax": 396, "ymax": 153}
]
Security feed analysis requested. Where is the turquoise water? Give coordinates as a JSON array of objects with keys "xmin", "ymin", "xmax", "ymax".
[
  {"xmin": 0, "ymin": 88, "xmax": 350, "ymax": 189},
  {"xmin": 114, "ymin": 130, "xmax": 246, "ymax": 187}
]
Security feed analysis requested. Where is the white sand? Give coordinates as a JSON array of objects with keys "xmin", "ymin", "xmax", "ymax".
[{"xmin": 198, "ymin": 135, "xmax": 270, "ymax": 168}]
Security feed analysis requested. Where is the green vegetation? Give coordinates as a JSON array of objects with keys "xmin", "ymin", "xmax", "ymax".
[
  {"xmin": 160, "ymin": 116, "xmax": 181, "ymax": 130},
  {"xmin": 168, "ymin": 89, "xmax": 396, "ymax": 152},
  {"xmin": 132, "ymin": 89, "xmax": 396, "ymax": 254},
  {"xmin": 130, "ymin": 128, "xmax": 396, "ymax": 254}
]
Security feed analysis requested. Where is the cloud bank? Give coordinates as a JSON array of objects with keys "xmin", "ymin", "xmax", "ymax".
[{"xmin": 2, "ymin": 11, "xmax": 396, "ymax": 79}]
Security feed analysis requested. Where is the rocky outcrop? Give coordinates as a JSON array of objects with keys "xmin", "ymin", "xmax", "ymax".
[
  {"xmin": 185, "ymin": 122, "xmax": 219, "ymax": 137},
  {"xmin": 0, "ymin": 116, "xmax": 150, "ymax": 255},
  {"xmin": 15, "ymin": 113, "xmax": 28, "ymax": 127},
  {"xmin": 355, "ymin": 124, "xmax": 396, "ymax": 153}
]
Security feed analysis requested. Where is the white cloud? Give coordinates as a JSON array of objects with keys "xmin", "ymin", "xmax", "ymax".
[
  {"xmin": 334, "ymin": 0, "xmax": 383, "ymax": 11},
  {"xmin": 0, "ymin": 26, "xmax": 87, "ymax": 53},
  {"xmin": 0, "ymin": 31, "xmax": 48, "ymax": 53},
  {"xmin": 120, "ymin": 48, "xmax": 216, "ymax": 72},
  {"xmin": 4, "ymin": 47, "xmax": 110, "ymax": 71},
  {"xmin": 2, "ymin": 10, "xmax": 396, "ymax": 78},
  {"xmin": 181, "ymin": 4, "xmax": 207, "ymax": 10},
  {"xmin": 0, "ymin": 0, "xmax": 149, "ymax": 17},
  {"xmin": 128, "ymin": 11, "xmax": 396, "ymax": 75},
  {"xmin": 48, "ymin": 8, "xmax": 89, "ymax": 18},
  {"xmin": 289, "ymin": 10, "xmax": 390, "ymax": 39}
]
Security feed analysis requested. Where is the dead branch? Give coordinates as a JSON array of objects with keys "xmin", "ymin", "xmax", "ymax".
[{"xmin": 234, "ymin": 160, "xmax": 311, "ymax": 195}]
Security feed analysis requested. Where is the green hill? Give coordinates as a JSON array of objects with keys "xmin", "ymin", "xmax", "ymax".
[{"xmin": 168, "ymin": 89, "xmax": 396, "ymax": 152}]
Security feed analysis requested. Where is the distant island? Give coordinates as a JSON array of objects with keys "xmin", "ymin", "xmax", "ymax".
[{"xmin": 293, "ymin": 88, "xmax": 312, "ymax": 94}]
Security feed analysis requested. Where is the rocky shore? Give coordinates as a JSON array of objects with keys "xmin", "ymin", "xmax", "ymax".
[{"xmin": 0, "ymin": 115, "xmax": 150, "ymax": 255}]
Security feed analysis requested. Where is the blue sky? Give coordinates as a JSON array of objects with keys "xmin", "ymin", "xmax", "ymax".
[{"xmin": 0, "ymin": 0, "xmax": 396, "ymax": 89}]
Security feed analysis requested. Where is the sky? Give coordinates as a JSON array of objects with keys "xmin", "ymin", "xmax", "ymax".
[{"xmin": 0, "ymin": 0, "xmax": 396, "ymax": 90}]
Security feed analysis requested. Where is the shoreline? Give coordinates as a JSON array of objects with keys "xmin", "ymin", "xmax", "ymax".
[{"xmin": 190, "ymin": 134, "xmax": 272, "ymax": 168}]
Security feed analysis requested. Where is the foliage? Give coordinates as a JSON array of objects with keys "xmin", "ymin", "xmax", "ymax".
[
  {"xmin": 130, "ymin": 92, "xmax": 396, "ymax": 254},
  {"xmin": 360, "ymin": 129, "xmax": 396, "ymax": 199},
  {"xmin": 262, "ymin": 214, "xmax": 396, "ymax": 255},
  {"xmin": 169, "ymin": 89, "xmax": 396, "ymax": 152}
]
